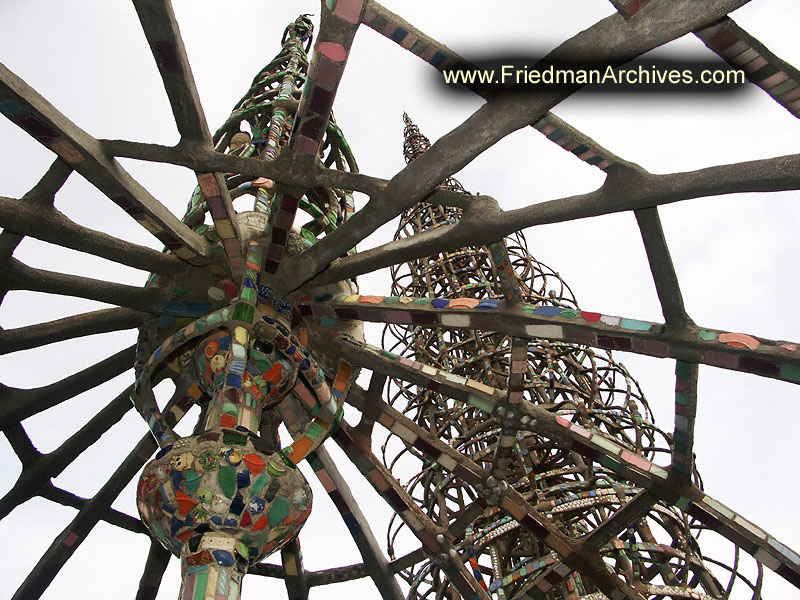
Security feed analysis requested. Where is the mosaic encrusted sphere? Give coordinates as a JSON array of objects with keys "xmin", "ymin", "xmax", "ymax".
[{"xmin": 136, "ymin": 432, "xmax": 312, "ymax": 566}]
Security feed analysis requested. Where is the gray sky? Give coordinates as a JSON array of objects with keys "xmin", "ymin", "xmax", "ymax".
[{"xmin": 1, "ymin": 1, "xmax": 799, "ymax": 598}]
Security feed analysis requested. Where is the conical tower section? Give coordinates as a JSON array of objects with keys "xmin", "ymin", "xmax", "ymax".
[
  {"xmin": 384, "ymin": 116, "xmax": 728, "ymax": 600},
  {"xmin": 182, "ymin": 14, "xmax": 357, "ymax": 254}
]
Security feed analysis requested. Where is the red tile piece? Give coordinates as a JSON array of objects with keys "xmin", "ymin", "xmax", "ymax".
[
  {"xmin": 244, "ymin": 453, "xmax": 266, "ymax": 475},
  {"xmin": 176, "ymin": 489, "xmax": 198, "ymax": 515},
  {"xmin": 317, "ymin": 42, "xmax": 347, "ymax": 62},
  {"xmin": 333, "ymin": 0, "xmax": 363, "ymax": 24},
  {"xmin": 240, "ymin": 511, "xmax": 253, "ymax": 528}
]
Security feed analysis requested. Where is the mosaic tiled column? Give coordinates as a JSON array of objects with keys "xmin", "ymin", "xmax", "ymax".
[
  {"xmin": 128, "ymin": 13, "xmax": 363, "ymax": 597},
  {"xmin": 135, "ymin": 243, "xmax": 315, "ymax": 600}
]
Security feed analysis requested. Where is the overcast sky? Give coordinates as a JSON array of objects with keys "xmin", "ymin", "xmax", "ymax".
[{"xmin": 1, "ymin": 1, "xmax": 799, "ymax": 599}]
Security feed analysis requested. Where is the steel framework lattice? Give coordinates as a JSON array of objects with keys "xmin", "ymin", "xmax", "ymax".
[{"xmin": 1, "ymin": 1, "xmax": 800, "ymax": 600}]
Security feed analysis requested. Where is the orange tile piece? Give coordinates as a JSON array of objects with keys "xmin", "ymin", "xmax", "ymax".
[
  {"xmin": 175, "ymin": 490, "xmax": 198, "ymax": 515},
  {"xmin": 288, "ymin": 436, "xmax": 313, "ymax": 464},
  {"xmin": 297, "ymin": 329, "xmax": 309, "ymax": 346},
  {"xmin": 243, "ymin": 453, "xmax": 266, "ymax": 475},
  {"xmin": 334, "ymin": 363, "xmax": 351, "ymax": 390},
  {"xmin": 449, "ymin": 297, "xmax": 480, "ymax": 309},
  {"xmin": 252, "ymin": 515, "xmax": 268, "ymax": 531},
  {"xmin": 253, "ymin": 177, "xmax": 274, "ymax": 189},
  {"xmin": 219, "ymin": 414, "xmax": 237, "ymax": 428},
  {"xmin": 719, "ymin": 332, "xmax": 760, "ymax": 349}
]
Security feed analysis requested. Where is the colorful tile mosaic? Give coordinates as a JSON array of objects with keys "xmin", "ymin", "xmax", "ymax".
[
  {"xmin": 130, "ymin": 236, "xmax": 355, "ymax": 596},
  {"xmin": 332, "ymin": 423, "xmax": 490, "ymax": 600},
  {"xmin": 262, "ymin": 5, "xmax": 362, "ymax": 274},
  {"xmin": 0, "ymin": 90, "xmax": 210, "ymax": 264},
  {"xmin": 296, "ymin": 293, "xmax": 800, "ymax": 386},
  {"xmin": 696, "ymin": 18, "xmax": 800, "ymax": 119},
  {"xmin": 671, "ymin": 360, "xmax": 697, "ymax": 475},
  {"xmin": 194, "ymin": 172, "xmax": 243, "ymax": 276},
  {"xmin": 4, "ymin": 6, "xmax": 800, "ymax": 600}
]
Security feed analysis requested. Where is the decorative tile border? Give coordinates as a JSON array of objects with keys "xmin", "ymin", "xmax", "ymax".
[
  {"xmin": 297, "ymin": 294, "xmax": 800, "ymax": 385},
  {"xmin": 0, "ymin": 68, "xmax": 209, "ymax": 265},
  {"xmin": 678, "ymin": 491, "xmax": 800, "ymax": 585},
  {"xmin": 195, "ymin": 172, "xmax": 243, "ymax": 276},
  {"xmin": 264, "ymin": 1, "xmax": 364, "ymax": 275},
  {"xmin": 671, "ymin": 361, "xmax": 697, "ymax": 474},
  {"xmin": 333, "ymin": 423, "xmax": 489, "ymax": 600},
  {"xmin": 531, "ymin": 116, "xmax": 614, "ymax": 170},
  {"xmin": 696, "ymin": 18, "xmax": 800, "ymax": 118},
  {"xmin": 334, "ymin": 335, "xmax": 667, "ymax": 496},
  {"xmin": 361, "ymin": 5, "xmax": 453, "ymax": 73}
]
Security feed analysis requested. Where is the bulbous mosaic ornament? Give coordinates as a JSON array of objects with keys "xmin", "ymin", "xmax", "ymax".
[
  {"xmin": 131, "ymin": 229, "xmax": 357, "ymax": 598},
  {"xmin": 137, "ymin": 433, "xmax": 312, "ymax": 564}
]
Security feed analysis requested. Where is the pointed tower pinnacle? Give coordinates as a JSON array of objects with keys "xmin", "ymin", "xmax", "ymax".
[
  {"xmin": 402, "ymin": 112, "xmax": 466, "ymax": 193},
  {"xmin": 402, "ymin": 111, "xmax": 431, "ymax": 164}
]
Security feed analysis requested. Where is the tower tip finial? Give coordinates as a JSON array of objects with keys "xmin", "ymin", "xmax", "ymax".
[
  {"xmin": 402, "ymin": 112, "xmax": 430, "ymax": 164},
  {"xmin": 401, "ymin": 113, "xmax": 467, "ymax": 193}
]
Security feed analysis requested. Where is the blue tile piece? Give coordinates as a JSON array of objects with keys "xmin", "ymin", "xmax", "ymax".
[
  {"xmin": 430, "ymin": 51, "xmax": 446, "ymax": 67},
  {"xmin": 170, "ymin": 516, "xmax": 183, "ymax": 537},
  {"xmin": 229, "ymin": 493, "xmax": 245, "ymax": 515},
  {"xmin": 213, "ymin": 550, "xmax": 235, "ymax": 567},
  {"xmin": 248, "ymin": 497, "xmax": 266, "ymax": 514},
  {"xmin": 343, "ymin": 512, "xmax": 362, "ymax": 536},
  {"xmin": 391, "ymin": 27, "xmax": 408, "ymax": 43},
  {"xmin": 0, "ymin": 98, "xmax": 24, "ymax": 117}
]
